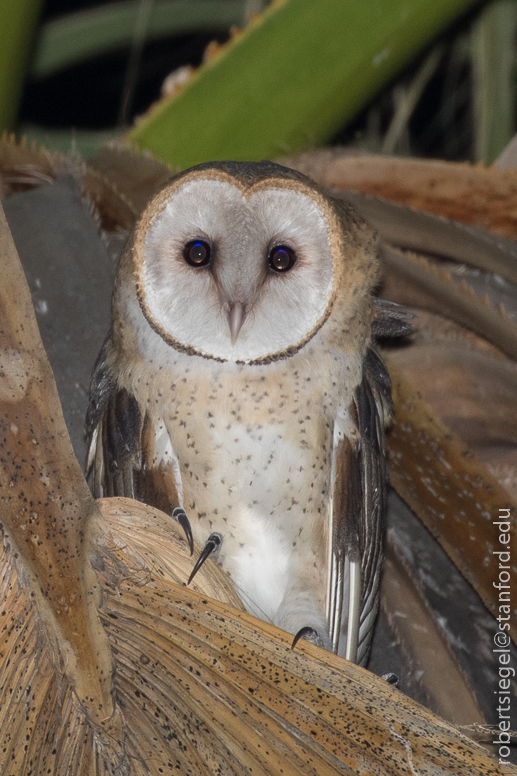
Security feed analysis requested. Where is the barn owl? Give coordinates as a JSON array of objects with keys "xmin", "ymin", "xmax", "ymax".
[{"xmin": 86, "ymin": 160, "xmax": 403, "ymax": 665}]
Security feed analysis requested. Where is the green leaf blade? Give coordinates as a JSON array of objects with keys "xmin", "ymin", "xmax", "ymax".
[
  {"xmin": 0, "ymin": 0, "xmax": 43, "ymax": 130},
  {"xmin": 127, "ymin": 0, "xmax": 478, "ymax": 168},
  {"xmin": 33, "ymin": 0, "xmax": 247, "ymax": 80}
]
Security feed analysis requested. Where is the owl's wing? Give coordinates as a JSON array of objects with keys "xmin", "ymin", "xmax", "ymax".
[
  {"xmin": 329, "ymin": 346, "xmax": 392, "ymax": 666},
  {"xmin": 85, "ymin": 344, "xmax": 181, "ymax": 517}
]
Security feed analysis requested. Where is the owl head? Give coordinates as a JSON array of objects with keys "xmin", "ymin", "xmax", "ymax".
[{"xmin": 116, "ymin": 161, "xmax": 379, "ymax": 365}]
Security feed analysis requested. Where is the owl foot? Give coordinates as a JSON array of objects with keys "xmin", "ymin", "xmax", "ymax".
[
  {"xmin": 172, "ymin": 507, "xmax": 194, "ymax": 556},
  {"xmin": 291, "ymin": 626, "xmax": 320, "ymax": 650},
  {"xmin": 188, "ymin": 532, "xmax": 223, "ymax": 584},
  {"xmin": 381, "ymin": 672, "xmax": 399, "ymax": 687}
]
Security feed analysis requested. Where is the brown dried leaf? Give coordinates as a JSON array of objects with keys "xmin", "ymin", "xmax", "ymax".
[
  {"xmin": 389, "ymin": 343, "xmax": 517, "ymax": 445},
  {"xmin": 381, "ymin": 244, "xmax": 517, "ymax": 361},
  {"xmin": 0, "ymin": 200, "xmax": 113, "ymax": 724},
  {"xmin": 87, "ymin": 144, "xmax": 173, "ymax": 217},
  {"xmin": 340, "ymin": 190, "xmax": 517, "ymax": 287},
  {"xmin": 382, "ymin": 537, "xmax": 485, "ymax": 726},
  {"xmin": 385, "ymin": 357, "xmax": 516, "ymax": 632},
  {"xmin": 95, "ymin": 496, "xmax": 243, "ymax": 609},
  {"xmin": 0, "ymin": 132, "xmax": 137, "ymax": 232},
  {"xmin": 281, "ymin": 148, "xmax": 517, "ymax": 240},
  {"xmin": 1, "ymin": 496, "xmax": 510, "ymax": 775}
]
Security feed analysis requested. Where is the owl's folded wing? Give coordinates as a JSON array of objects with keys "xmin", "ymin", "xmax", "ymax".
[
  {"xmin": 85, "ymin": 343, "xmax": 181, "ymax": 516},
  {"xmin": 329, "ymin": 347, "xmax": 391, "ymax": 666}
]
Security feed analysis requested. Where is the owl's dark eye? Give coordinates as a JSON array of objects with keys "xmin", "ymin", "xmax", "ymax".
[
  {"xmin": 184, "ymin": 239, "xmax": 211, "ymax": 267},
  {"xmin": 268, "ymin": 245, "xmax": 297, "ymax": 273}
]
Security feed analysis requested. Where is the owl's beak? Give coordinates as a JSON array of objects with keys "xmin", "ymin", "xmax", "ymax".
[{"xmin": 228, "ymin": 301, "xmax": 245, "ymax": 346}]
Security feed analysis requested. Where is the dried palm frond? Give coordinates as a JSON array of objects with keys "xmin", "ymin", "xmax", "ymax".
[{"xmin": 1, "ymin": 139, "xmax": 516, "ymax": 772}]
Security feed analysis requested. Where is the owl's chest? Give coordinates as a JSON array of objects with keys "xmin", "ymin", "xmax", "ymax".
[
  {"xmin": 128, "ymin": 349, "xmax": 359, "ymax": 621},
  {"xmin": 145, "ymin": 354, "xmax": 351, "ymax": 522}
]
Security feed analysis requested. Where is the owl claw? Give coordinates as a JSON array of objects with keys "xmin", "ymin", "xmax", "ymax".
[
  {"xmin": 188, "ymin": 532, "xmax": 223, "ymax": 584},
  {"xmin": 381, "ymin": 672, "xmax": 399, "ymax": 687},
  {"xmin": 291, "ymin": 626, "xmax": 319, "ymax": 650},
  {"xmin": 172, "ymin": 507, "xmax": 194, "ymax": 556}
]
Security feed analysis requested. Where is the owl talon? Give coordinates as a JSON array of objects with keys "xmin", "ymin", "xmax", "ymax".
[
  {"xmin": 172, "ymin": 507, "xmax": 194, "ymax": 555},
  {"xmin": 381, "ymin": 672, "xmax": 399, "ymax": 687},
  {"xmin": 188, "ymin": 532, "xmax": 223, "ymax": 584},
  {"xmin": 291, "ymin": 626, "xmax": 319, "ymax": 650}
]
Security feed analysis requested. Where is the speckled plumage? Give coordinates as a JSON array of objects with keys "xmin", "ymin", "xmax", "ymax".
[{"xmin": 86, "ymin": 160, "xmax": 396, "ymax": 664}]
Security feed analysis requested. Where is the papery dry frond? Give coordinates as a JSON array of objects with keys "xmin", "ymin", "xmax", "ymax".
[
  {"xmin": 0, "ymin": 201, "xmax": 113, "ymax": 724},
  {"xmin": 385, "ymin": 358, "xmax": 516, "ymax": 631},
  {"xmin": 381, "ymin": 244, "xmax": 517, "ymax": 361},
  {"xmin": 0, "ymin": 133, "xmax": 136, "ymax": 232},
  {"xmin": 88, "ymin": 144, "xmax": 173, "ymax": 215},
  {"xmin": 1, "ymin": 138, "xmax": 516, "ymax": 774},
  {"xmin": 338, "ymin": 190, "xmax": 517, "ymax": 287},
  {"xmin": 382, "ymin": 539, "xmax": 485, "ymax": 725},
  {"xmin": 281, "ymin": 149, "xmax": 517, "ymax": 240},
  {"xmin": 94, "ymin": 497, "xmax": 243, "ymax": 608},
  {"xmin": 2, "ymin": 496, "xmax": 510, "ymax": 776}
]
